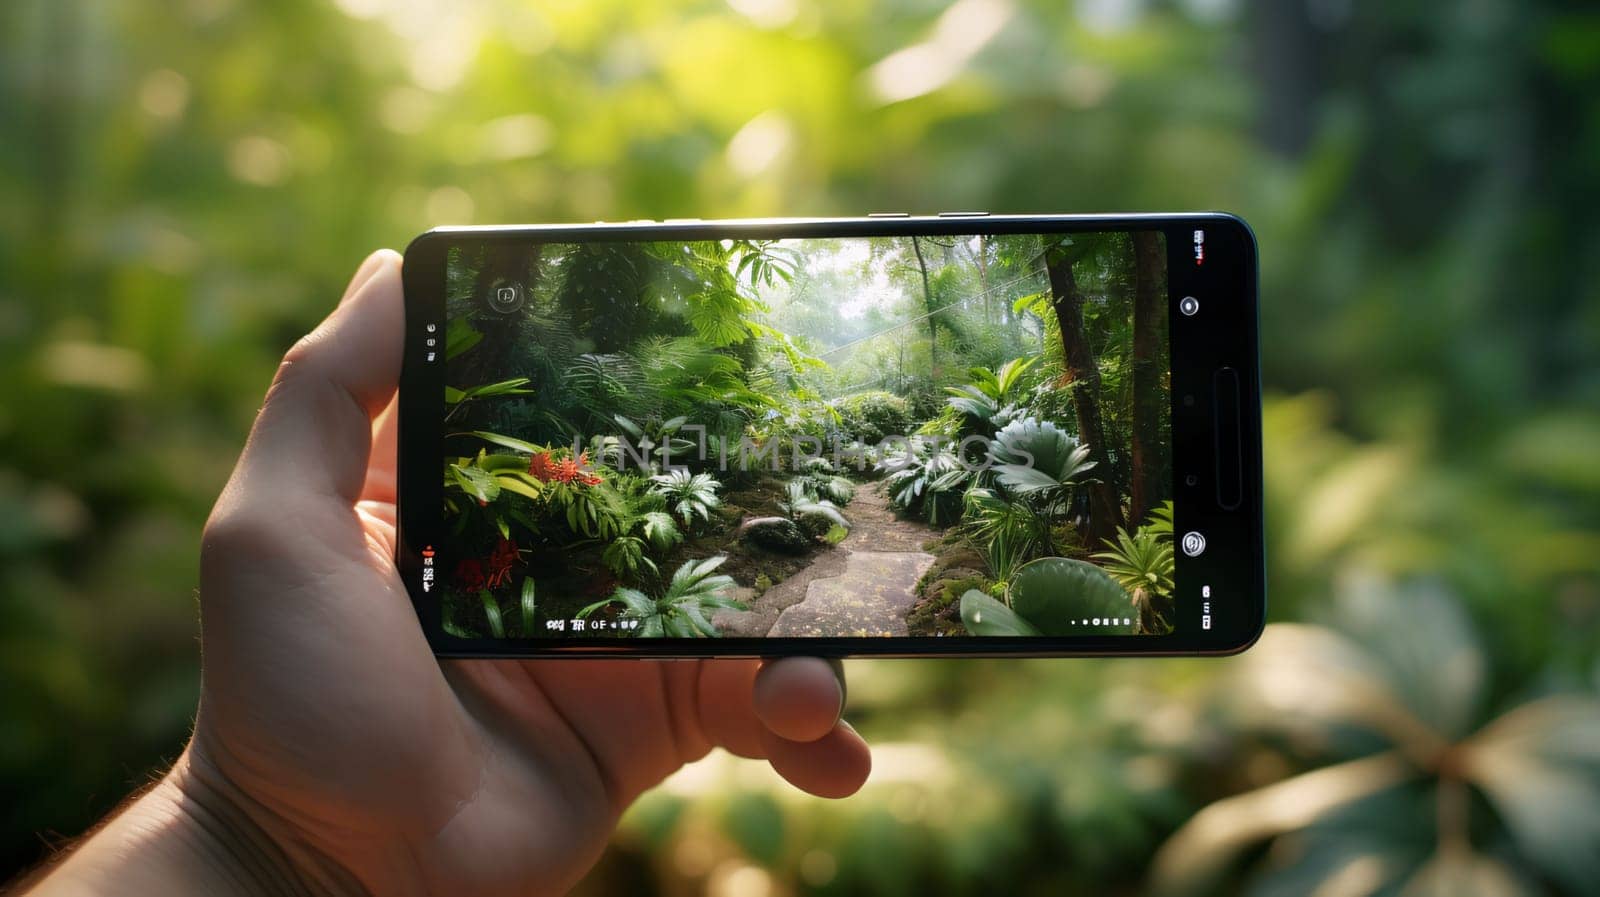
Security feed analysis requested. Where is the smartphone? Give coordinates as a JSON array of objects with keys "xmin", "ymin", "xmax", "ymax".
[{"xmin": 399, "ymin": 213, "xmax": 1263, "ymax": 657}]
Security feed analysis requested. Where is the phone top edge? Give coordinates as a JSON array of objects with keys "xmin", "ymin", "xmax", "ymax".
[{"xmin": 407, "ymin": 212, "xmax": 1251, "ymax": 244}]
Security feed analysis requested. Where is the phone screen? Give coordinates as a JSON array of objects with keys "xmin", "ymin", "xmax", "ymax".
[{"xmin": 400, "ymin": 217, "xmax": 1261, "ymax": 654}]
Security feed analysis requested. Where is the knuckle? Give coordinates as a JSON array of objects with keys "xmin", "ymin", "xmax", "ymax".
[{"xmin": 200, "ymin": 505, "xmax": 299, "ymax": 574}]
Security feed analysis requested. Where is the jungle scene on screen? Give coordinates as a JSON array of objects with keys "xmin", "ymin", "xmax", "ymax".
[{"xmin": 441, "ymin": 232, "xmax": 1171, "ymax": 638}]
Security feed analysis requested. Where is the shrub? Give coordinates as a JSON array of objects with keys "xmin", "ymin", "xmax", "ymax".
[{"xmin": 831, "ymin": 390, "xmax": 914, "ymax": 445}]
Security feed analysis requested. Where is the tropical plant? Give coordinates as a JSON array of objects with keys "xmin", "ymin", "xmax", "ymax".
[
  {"xmin": 564, "ymin": 354, "xmax": 647, "ymax": 425},
  {"xmin": 593, "ymin": 484, "xmax": 683, "ymax": 581},
  {"xmin": 446, "ymin": 544, "xmax": 539, "ymax": 639},
  {"xmin": 939, "ymin": 356, "xmax": 1037, "ymax": 436},
  {"xmin": 443, "ymin": 377, "xmax": 533, "ymax": 423},
  {"xmin": 989, "ymin": 417, "xmax": 1097, "ymax": 498},
  {"xmin": 603, "ymin": 414, "xmax": 702, "ymax": 473},
  {"xmin": 959, "ymin": 557, "xmax": 1136, "ymax": 636},
  {"xmin": 793, "ymin": 457, "xmax": 856, "ymax": 505},
  {"xmin": 1145, "ymin": 498, "xmax": 1175, "ymax": 537},
  {"xmin": 962, "ymin": 486, "xmax": 1050, "ymax": 585},
  {"xmin": 534, "ymin": 469, "xmax": 629, "ymax": 540},
  {"xmin": 1092, "ymin": 526, "xmax": 1175, "ymax": 634},
  {"xmin": 600, "ymin": 535, "xmax": 655, "ymax": 581},
  {"xmin": 879, "ymin": 437, "xmax": 970, "ymax": 525},
  {"xmin": 1150, "ymin": 579, "xmax": 1600, "ymax": 897},
  {"xmin": 778, "ymin": 478, "xmax": 851, "ymax": 531},
  {"xmin": 739, "ymin": 477, "xmax": 853, "ymax": 554},
  {"xmin": 578, "ymin": 556, "xmax": 747, "ymax": 637},
  {"xmin": 1092, "ymin": 500, "xmax": 1176, "ymax": 633},
  {"xmin": 985, "ymin": 417, "xmax": 1098, "ymax": 550},
  {"xmin": 442, "ymin": 445, "xmax": 549, "ymax": 540},
  {"xmin": 648, "ymin": 469, "xmax": 723, "ymax": 528}
]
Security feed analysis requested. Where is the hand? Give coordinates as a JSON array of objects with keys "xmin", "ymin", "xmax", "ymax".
[{"xmin": 28, "ymin": 251, "xmax": 870, "ymax": 897}]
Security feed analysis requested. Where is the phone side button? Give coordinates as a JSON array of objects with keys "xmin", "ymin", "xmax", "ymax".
[
  {"xmin": 1213, "ymin": 367, "xmax": 1243, "ymax": 511},
  {"xmin": 936, "ymin": 211, "xmax": 990, "ymax": 217}
]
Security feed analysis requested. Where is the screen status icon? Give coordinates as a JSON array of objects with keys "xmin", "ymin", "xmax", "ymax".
[{"xmin": 544, "ymin": 618, "xmax": 640, "ymax": 633}]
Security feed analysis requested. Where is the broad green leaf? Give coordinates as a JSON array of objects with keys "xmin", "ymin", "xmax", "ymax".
[
  {"xmin": 448, "ymin": 378, "xmax": 532, "ymax": 404},
  {"xmin": 519, "ymin": 578, "xmax": 537, "ymax": 636},
  {"xmin": 680, "ymin": 603, "xmax": 719, "ymax": 637},
  {"xmin": 479, "ymin": 590, "xmax": 505, "ymax": 638},
  {"xmin": 449, "ymin": 463, "xmax": 500, "ymax": 504},
  {"xmin": 493, "ymin": 471, "xmax": 544, "ymax": 500},
  {"xmin": 469, "ymin": 431, "xmax": 545, "ymax": 454},
  {"xmin": 960, "ymin": 589, "xmax": 1042, "ymax": 636},
  {"xmin": 1008, "ymin": 557, "xmax": 1136, "ymax": 635},
  {"xmin": 612, "ymin": 588, "xmax": 656, "ymax": 617},
  {"xmin": 994, "ymin": 464, "xmax": 1062, "ymax": 493},
  {"xmin": 445, "ymin": 317, "xmax": 483, "ymax": 360}
]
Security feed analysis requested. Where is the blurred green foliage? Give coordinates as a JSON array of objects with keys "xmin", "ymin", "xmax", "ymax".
[{"xmin": 2, "ymin": 0, "xmax": 1597, "ymax": 892}]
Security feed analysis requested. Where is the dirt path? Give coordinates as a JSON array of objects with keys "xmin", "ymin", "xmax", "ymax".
[{"xmin": 714, "ymin": 484, "xmax": 939, "ymax": 638}]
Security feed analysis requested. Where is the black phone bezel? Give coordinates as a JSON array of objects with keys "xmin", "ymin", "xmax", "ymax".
[{"xmin": 398, "ymin": 213, "xmax": 1264, "ymax": 658}]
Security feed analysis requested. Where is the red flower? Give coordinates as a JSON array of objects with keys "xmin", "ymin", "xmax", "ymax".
[
  {"xmin": 528, "ymin": 450, "xmax": 603, "ymax": 487},
  {"xmin": 486, "ymin": 538, "xmax": 519, "ymax": 588},
  {"xmin": 455, "ymin": 558, "xmax": 487, "ymax": 592},
  {"xmin": 528, "ymin": 452, "xmax": 557, "ymax": 482},
  {"xmin": 574, "ymin": 452, "xmax": 604, "ymax": 486}
]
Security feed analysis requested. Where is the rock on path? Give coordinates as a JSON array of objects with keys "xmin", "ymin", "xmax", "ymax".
[
  {"xmin": 767, "ymin": 549, "xmax": 935, "ymax": 637},
  {"xmin": 715, "ymin": 484, "xmax": 938, "ymax": 638}
]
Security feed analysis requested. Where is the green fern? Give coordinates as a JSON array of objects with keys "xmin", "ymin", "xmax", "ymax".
[{"xmin": 578, "ymin": 556, "xmax": 746, "ymax": 638}]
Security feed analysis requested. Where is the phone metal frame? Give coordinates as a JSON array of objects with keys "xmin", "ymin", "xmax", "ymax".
[{"xmin": 399, "ymin": 213, "xmax": 1264, "ymax": 658}]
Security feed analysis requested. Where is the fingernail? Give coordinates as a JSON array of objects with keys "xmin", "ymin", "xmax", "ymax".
[{"xmin": 826, "ymin": 657, "xmax": 847, "ymax": 714}]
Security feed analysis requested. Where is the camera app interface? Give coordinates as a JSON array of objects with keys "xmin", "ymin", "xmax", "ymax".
[{"xmin": 435, "ymin": 231, "xmax": 1172, "ymax": 639}]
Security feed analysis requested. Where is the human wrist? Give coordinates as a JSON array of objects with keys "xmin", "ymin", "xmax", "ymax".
[{"xmin": 22, "ymin": 750, "xmax": 361, "ymax": 897}]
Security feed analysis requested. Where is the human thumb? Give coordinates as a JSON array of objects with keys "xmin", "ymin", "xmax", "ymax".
[{"xmin": 214, "ymin": 249, "xmax": 404, "ymax": 517}]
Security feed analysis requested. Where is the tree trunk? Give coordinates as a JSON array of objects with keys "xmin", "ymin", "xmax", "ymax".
[
  {"xmin": 910, "ymin": 236, "xmax": 938, "ymax": 380},
  {"xmin": 1251, "ymin": 0, "xmax": 1321, "ymax": 156},
  {"xmin": 1129, "ymin": 232, "xmax": 1164, "ymax": 524},
  {"xmin": 1043, "ymin": 245, "xmax": 1125, "ymax": 546},
  {"xmin": 969, "ymin": 235, "xmax": 992, "ymax": 326}
]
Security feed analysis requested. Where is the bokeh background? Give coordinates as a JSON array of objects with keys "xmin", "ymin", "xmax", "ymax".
[{"xmin": 3, "ymin": 0, "xmax": 1599, "ymax": 893}]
